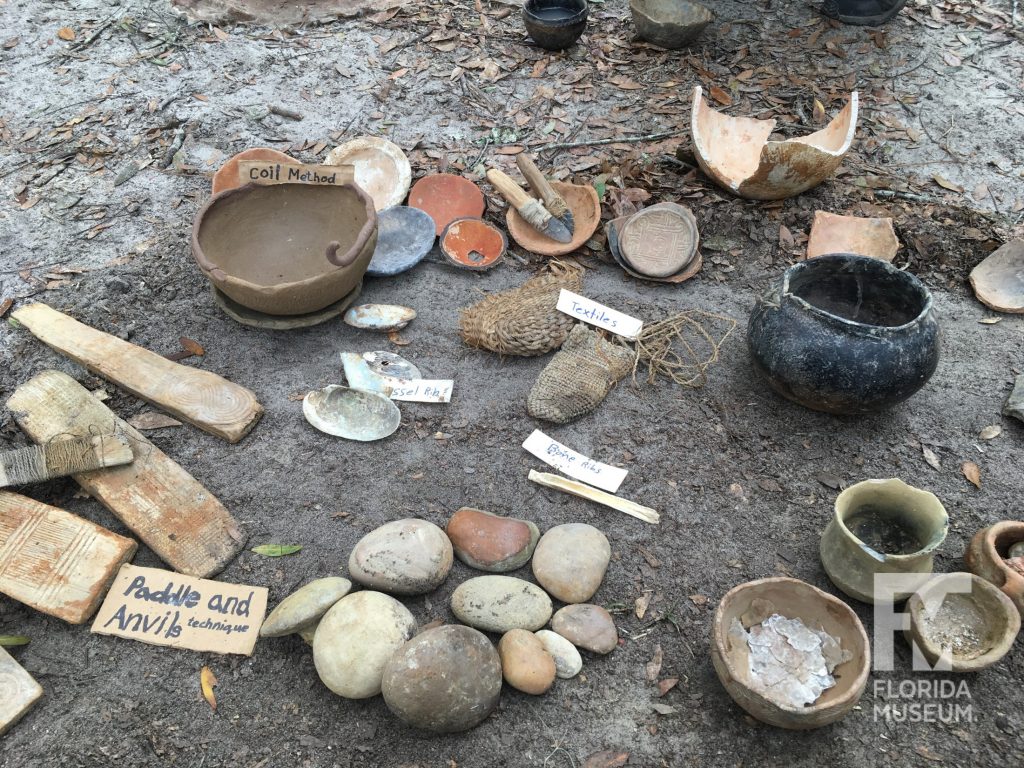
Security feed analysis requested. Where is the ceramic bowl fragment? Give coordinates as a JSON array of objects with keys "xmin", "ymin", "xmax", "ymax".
[
  {"xmin": 905, "ymin": 572, "xmax": 1020, "ymax": 672},
  {"xmin": 366, "ymin": 206, "xmax": 436, "ymax": 277},
  {"xmin": 630, "ymin": 0, "xmax": 713, "ymax": 49},
  {"xmin": 363, "ymin": 351, "xmax": 421, "ymax": 381},
  {"xmin": 343, "ymin": 304, "xmax": 416, "ymax": 332},
  {"xmin": 440, "ymin": 217, "xmax": 507, "ymax": 271},
  {"xmin": 506, "ymin": 181, "xmax": 601, "ymax": 257},
  {"xmin": 711, "ymin": 577, "xmax": 870, "ymax": 729},
  {"xmin": 302, "ymin": 385, "xmax": 401, "ymax": 441},
  {"xmin": 968, "ymin": 239, "xmax": 1024, "ymax": 314},
  {"xmin": 691, "ymin": 87, "xmax": 858, "ymax": 200},
  {"xmin": 807, "ymin": 211, "xmax": 898, "ymax": 262},
  {"xmin": 409, "ymin": 174, "xmax": 486, "ymax": 236},
  {"xmin": 325, "ymin": 137, "xmax": 412, "ymax": 211},
  {"xmin": 212, "ymin": 147, "xmax": 294, "ymax": 196}
]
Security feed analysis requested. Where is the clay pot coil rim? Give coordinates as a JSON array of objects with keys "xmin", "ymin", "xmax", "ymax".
[
  {"xmin": 779, "ymin": 253, "xmax": 934, "ymax": 333},
  {"xmin": 712, "ymin": 577, "xmax": 870, "ymax": 717},
  {"xmin": 192, "ymin": 181, "xmax": 378, "ymax": 288},
  {"xmin": 832, "ymin": 478, "xmax": 948, "ymax": 563}
]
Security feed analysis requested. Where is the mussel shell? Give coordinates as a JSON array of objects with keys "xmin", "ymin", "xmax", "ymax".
[
  {"xmin": 362, "ymin": 351, "xmax": 421, "ymax": 381},
  {"xmin": 302, "ymin": 385, "xmax": 401, "ymax": 441},
  {"xmin": 343, "ymin": 303, "xmax": 416, "ymax": 331}
]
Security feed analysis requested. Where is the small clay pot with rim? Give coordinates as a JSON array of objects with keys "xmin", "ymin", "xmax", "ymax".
[{"xmin": 965, "ymin": 520, "xmax": 1024, "ymax": 616}]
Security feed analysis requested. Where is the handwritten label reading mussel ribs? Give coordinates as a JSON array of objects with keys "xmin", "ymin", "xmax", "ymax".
[
  {"xmin": 91, "ymin": 564, "xmax": 268, "ymax": 656},
  {"xmin": 389, "ymin": 379, "xmax": 454, "ymax": 403},
  {"xmin": 237, "ymin": 161, "xmax": 355, "ymax": 187},
  {"xmin": 556, "ymin": 290, "xmax": 644, "ymax": 340},
  {"xmin": 522, "ymin": 429, "xmax": 628, "ymax": 493}
]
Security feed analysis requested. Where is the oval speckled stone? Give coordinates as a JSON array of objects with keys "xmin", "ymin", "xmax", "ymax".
[
  {"xmin": 382, "ymin": 624, "xmax": 502, "ymax": 733},
  {"xmin": 260, "ymin": 577, "xmax": 352, "ymax": 637},
  {"xmin": 313, "ymin": 591, "xmax": 417, "ymax": 699},
  {"xmin": 450, "ymin": 575, "xmax": 552, "ymax": 633},
  {"xmin": 446, "ymin": 507, "xmax": 540, "ymax": 573},
  {"xmin": 551, "ymin": 604, "xmax": 618, "ymax": 655},
  {"xmin": 535, "ymin": 629, "xmax": 583, "ymax": 679},
  {"xmin": 531, "ymin": 523, "xmax": 611, "ymax": 603},
  {"xmin": 499, "ymin": 629, "xmax": 556, "ymax": 695},
  {"xmin": 348, "ymin": 519, "xmax": 454, "ymax": 595}
]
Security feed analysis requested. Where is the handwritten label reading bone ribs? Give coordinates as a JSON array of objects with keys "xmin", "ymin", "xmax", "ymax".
[
  {"xmin": 522, "ymin": 429, "xmax": 628, "ymax": 493},
  {"xmin": 556, "ymin": 290, "xmax": 644, "ymax": 340},
  {"xmin": 389, "ymin": 379, "xmax": 454, "ymax": 403},
  {"xmin": 91, "ymin": 564, "xmax": 268, "ymax": 656},
  {"xmin": 237, "ymin": 161, "xmax": 354, "ymax": 187}
]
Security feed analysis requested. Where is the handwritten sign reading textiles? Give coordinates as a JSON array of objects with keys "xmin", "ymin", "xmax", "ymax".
[
  {"xmin": 389, "ymin": 379, "xmax": 454, "ymax": 403},
  {"xmin": 522, "ymin": 429, "xmax": 628, "ymax": 493},
  {"xmin": 91, "ymin": 564, "xmax": 268, "ymax": 656},
  {"xmin": 237, "ymin": 160, "xmax": 354, "ymax": 187},
  {"xmin": 556, "ymin": 289, "xmax": 643, "ymax": 340}
]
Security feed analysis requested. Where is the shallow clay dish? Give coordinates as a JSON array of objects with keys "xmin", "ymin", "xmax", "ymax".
[
  {"xmin": 506, "ymin": 181, "xmax": 600, "ymax": 257},
  {"xmin": 409, "ymin": 174, "xmax": 486, "ymax": 236},
  {"xmin": 906, "ymin": 572, "xmax": 1020, "ymax": 672},
  {"xmin": 965, "ymin": 520, "xmax": 1024, "ymax": 616},
  {"xmin": 212, "ymin": 281, "xmax": 361, "ymax": 329},
  {"xmin": 192, "ymin": 182, "xmax": 377, "ymax": 316},
  {"xmin": 617, "ymin": 202, "xmax": 699, "ymax": 277},
  {"xmin": 711, "ymin": 577, "xmax": 869, "ymax": 729},
  {"xmin": 367, "ymin": 206, "xmax": 436, "ymax": 277},
  {"xmin": 807, "ymin": 211, "xmax": 899, "ymax": 262},
  {"xmin": 968, "ymin": 239, "xmax": 1024, "ymax": 313},
  {"xmin": 212, "ymin": 147, "xmax": 294, "ymax": 196},
  {"xmin": 440, "ymin": 217, "xmax": 507, "ymax": 271},
  {"xmin": 606, "ymin": 214, "xmax": 702, "ymax": 284},
  {"xmin": 691, "ymin": 86, "xmax": 858, "ymax": 200},
  {"xmin": 630, "ymin": 0, "xmax": 713, "ymax": 49},
  {"xmin": 325, "ymin": 137, "xmax": 412, "ymax": 211}
]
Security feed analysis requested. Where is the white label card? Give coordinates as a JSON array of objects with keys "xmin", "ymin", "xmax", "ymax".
[
  {"xmin": 389, "ymin": 379, "xmax": 453, "ymax": 403},
  {"xmin": 522, "ymin": 429, "xmax": 628, "ymax": 493},
  {"xmin": 556, "ymin": 290, "xmax": 644, "ymax": 340}
]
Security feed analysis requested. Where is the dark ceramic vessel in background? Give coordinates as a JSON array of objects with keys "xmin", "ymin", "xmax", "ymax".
[
  {"xmin": 747, "ymin": 253, "xmax": 940, "ymax": 415},
  {"xmin": 523, "ymin": 0, "xmax": 589, "ymax": 51}
]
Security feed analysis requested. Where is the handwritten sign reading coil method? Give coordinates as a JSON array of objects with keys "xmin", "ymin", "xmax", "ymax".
[
  {"xmin": 522, "ymin": 429, "xmax": 628, "ymax": 493},
  {"xmin": 556, "ymin": 290, "xmax": 644, "ymax": 340},
  {"xmin": 237, "ymin": 161, "xmax": 354, "ymax": 187},
  {"xmin": 91, "ymin": 564, "xmax": 268, "ymax": 656}
]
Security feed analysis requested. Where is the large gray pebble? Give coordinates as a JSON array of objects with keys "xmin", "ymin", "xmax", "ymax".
[
  {"xmin": 451, "ymin": 575, "xmax": 552, "ymax": 633},
  {"xmin": 260, "ymin": 577, "xmax": 352, "ymax": 637},
  {"xmin": 348, "ymin": 518, "xmax": 453, "ymax": 595},
  {"xmin": 532, "ymin": 523, "xmax": 611, "ymax": 603}
]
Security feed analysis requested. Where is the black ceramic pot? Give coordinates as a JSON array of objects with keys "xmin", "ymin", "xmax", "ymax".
[
  {"xmin": 747, "ymin": 254, "xmax": 940, "ymax": 415},
  {"xmin": 821, "ymin": 0, "xmax": 908, "ymax": 26},
  {"xmin": 523, "ymin": 0, "xmax": 589, "ymax": 51}
]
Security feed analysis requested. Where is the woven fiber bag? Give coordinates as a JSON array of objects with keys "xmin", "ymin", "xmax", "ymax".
[
  {"xmin": 526, "ymin": 324, "xmax": 635, "ymax": 423},
  {"xmin": 459, "ymin": 263, "xmax": 584, "ymax": 357}
]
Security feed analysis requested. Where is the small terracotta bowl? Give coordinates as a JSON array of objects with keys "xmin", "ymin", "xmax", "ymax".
[
  {"xmin": 711, "ymin": 577, "xmax": 870, "ymax": 729},
  {"xmin": 192, "ymin": 183, "xmax": 377, "ymax": 316},
  {"xmin": 409, "ymin": 174, "xmax": 486, "ymax": 236},
  {"xmin": 506, "ymin": 181, "xmax": 601, "ymax": 257},
  {"xmin": 212, "ymin": 147, "xmax": 294, "ymax": 196},
  {"xmin": 965, "ymin": 520, "xmax": 1024, "ymax": 616},
  {"xmin": 905, "ymin": 572, "xmax": 1020, "ymax": 672},
  {"xmin": 440, "ymin": 217, "xmax": 507, "ymax": 271}
]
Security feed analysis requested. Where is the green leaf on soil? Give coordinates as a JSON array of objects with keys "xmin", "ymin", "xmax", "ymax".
[
  {"xmin": 0, "ymin": 635, "xmax": 30, "ymax": 647},
  {"xmin": 251, "ymin": 544, "xmax": 302, "ymax": 557}
]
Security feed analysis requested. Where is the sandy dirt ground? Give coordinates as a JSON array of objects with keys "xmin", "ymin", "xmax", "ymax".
[{"xmin": 1, "ymin": 0, "xmax": 1023, "ymax": 766}]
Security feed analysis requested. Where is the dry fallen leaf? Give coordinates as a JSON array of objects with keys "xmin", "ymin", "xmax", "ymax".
[
  {"xmin": 709, "ymin": 85, "xmax": 732, "ymax": 106},
  {"xmin": 635, "ymin": 591, "xmax": 652, "ymax": 619},
  {"xmin": 812, "ymin": 99, "xmax": 825, "ymax": 123},
  {"xmin": 583, "ymin": 751, "xmax": 629, "ymax": 768},
  {"xmin": 57, "ymin": 27, "xmax": 76, "ymax": 41},
  {"xmin": 128, "ymin": 412, "xmax": 183, "ymax": 430},
  {"xmin": 657, "ymin": 678, "xmax": 679, "ymax": 697},
  {"xmin": 932, "ymin": 174, "xmax": 964, "ymax": 194},
  {"xmin": 922, "ymin": 446, "xmax": 941, "ymax": 471},
  {"xmin": 200, "ymin": 666, "xmax": 217, "ymax": 712},
  {"xmin": 388, "ymin": 331, "xmax": 410, "ymax": 346},
  {"xmin": 180, "ymin": 337, "xmax": 205, "ymax": 356},
  {"xmin": 645, "ymin": 644, "xmax": 663, "ymax": 682},
  {"xmin": 978, "ymin": 425, "xmax": 1002, "ymax": 440},
  {"xmin": 961, "ymin": 461, "xmax": 981, "ymax": 488},
  {"xmin": 978, "ymin": 317, "xmax": 1002, "ymax": 325}
]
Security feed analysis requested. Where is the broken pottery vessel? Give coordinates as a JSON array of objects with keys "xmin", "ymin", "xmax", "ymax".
[
  {"xmin": 806, "ymin": 211, "xmax": 899, "ymax": 262},
  {"xmin": 711, "ymin": 577, "xmax": 869, "ymax": 729},
  {"xmin": 325, "ymin": 137, "xmax": 412, "ymax": 211},
  {"xmin": 343, "ymin": 304, "xmax": 416, "ymax": 332},
  {"xmin": 748, "ymin": 254, "xmax": 939, "ymax": 414},
  {"xmin": 212, "ymin": 147, "xmax": 294, "ymax": 196},
  {"xmin": 691, "ymin": 87, "xmax": 858, "ymax": 200},
  {"xmin": 366, "ymin": 206, "xmax": 436, "ymax": 277},
  {"xmin": 506, "ymin": 181, "xmax": 601, "ymax": 257},
  {"xmin": 905, "ymin": 572, "xmax": 1020, "ymax": 672},
  {"xmin": 630, "ymin": 0, "xmax": 712, "ymax": 49},
  {"xmin": 440, "ymin": 218, "xmax": 507, "ymax": 271},
  {"xmin": 820, "ymin": 478, "xmax": 948, "ymax": 604},
  {"xmin": 409, "ymin": 174, "xmax": 486, "ymax": 236},
  {"xmin": 192, "ymin": 183, "xmax": 377, "ymax": 316},
  {"xmin": 968, "ymin": 239, "xmax": 1024, "ymax": 314},
  {"xmin": 965, "ymin": 521, "xmax": 1024, "ymax": 616},
  {"xmin": 302, "ymin": 385, "xmax": 400, "ymax": 441}
]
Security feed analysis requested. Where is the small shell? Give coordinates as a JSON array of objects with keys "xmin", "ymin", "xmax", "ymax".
[
  {"xmin": 343, "ymin": 304, "xmax": 416, "ymax": 331},
  {"xmin": 302, "ymin": 385, "xmax": 401, "ymax": 441},
  {"xmin": 341, "ymin": 352, "xmax": 393, "ymax": 394},
  {"xmin": 363, "ymin": 351, "xmax": 421, "ymax": 381}
]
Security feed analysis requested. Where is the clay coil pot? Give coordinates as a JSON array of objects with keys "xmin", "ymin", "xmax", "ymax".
[
  {"xmin": 192, "ymin": 182, "xmax": 377, "ymax": 316},
  {"xmin": 965, "ymin": 521, "xmax": 1024, "ymax": 616},
  {"xmin": 711, "ymin": 577, "xmax": 870, "ymax": 729},
  {"xmin": 523, "ymin": 0, "xmax": 589, "ymax": 51},
  {"xmin": 630, "ymin": 0, "xmax": 713, "ymax": 49},
  {"xmin": 747, "ymin": 253, "xmax": 939, "ymax": 414},
  {"xmin": 212, "ymin": 147, "xmax": 294, "ymax": 196},
  {"xmin": 905, "ymin": 572, "xmax": 1020, "ymax": 672},
  {"xmin": 820, "ymin": 478, "xmax": 948, "ymax": 604},
  {"xmin": 506, "ymin": 181, "xmax": 600, "ymax": 257},
  {"xmin": 691, "ymin": 86, "xmax": 857, "ymax": 200}
]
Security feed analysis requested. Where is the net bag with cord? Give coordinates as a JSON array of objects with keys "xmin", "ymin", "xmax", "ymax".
[
  {"xmin": 459, "ymin": 261, "xmax": 584, "ymax": 357},
  {"xmin": 526, "ymin": 324, "xmax": 636, "ymax": 424}
]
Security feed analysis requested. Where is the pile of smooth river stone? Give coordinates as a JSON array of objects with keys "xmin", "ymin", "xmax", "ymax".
[{"xmin": 259, "ymin": 509, "xmax": 617, "ymax": 733}]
